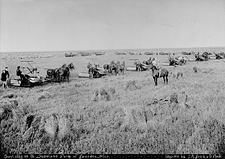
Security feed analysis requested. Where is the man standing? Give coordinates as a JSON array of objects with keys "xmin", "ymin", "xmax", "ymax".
[{"xmin": 1, "ymin": 69, "xmax": 8, "ymax": 89}]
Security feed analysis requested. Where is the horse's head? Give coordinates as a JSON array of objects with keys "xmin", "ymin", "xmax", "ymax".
[
  {"xmin": 62, "ymin": 64, "xmax": 67, "ymax": 68},
  {"xmin": 68, "ymin": 63, "xmax": 75, "ymax": 70}
]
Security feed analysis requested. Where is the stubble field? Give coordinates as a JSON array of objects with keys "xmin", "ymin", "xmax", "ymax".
[{"xmin": 1, "ymin": 50, "xmax": 225, "ymax": 154}]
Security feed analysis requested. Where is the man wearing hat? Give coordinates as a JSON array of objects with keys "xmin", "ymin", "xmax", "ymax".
[
  {"xmin": 152, "ymin": 58, "xmax": 162, "ymax": 76},
  {"xmin": 16, "ymin": 66, "xmax": 27, "ymax": 83}
]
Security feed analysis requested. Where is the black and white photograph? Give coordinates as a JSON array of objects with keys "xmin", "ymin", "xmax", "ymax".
[{"xmin": 0, "ymin": 0, "xmax": 225, "ymax": 156}]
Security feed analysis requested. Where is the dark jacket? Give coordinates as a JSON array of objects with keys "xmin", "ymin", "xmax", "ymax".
[
  {"xmin": 1, "ymin": 72, "xmax": 7, "ymax": 81},
  {"xmin": 5, "ymin": 70, "xmax": 9, "ymax": 78},
  {"xmin": 16, "ymin": 69, "xmax": 22, "ymax": 76}
]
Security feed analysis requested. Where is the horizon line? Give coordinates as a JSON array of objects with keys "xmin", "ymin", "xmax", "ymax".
[{"xmin": 1, "ymin": 46, "xmax": 225, "ymax": 53}]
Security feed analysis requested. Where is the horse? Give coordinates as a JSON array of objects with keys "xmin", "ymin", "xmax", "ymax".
[
  {"xmin": 57, "ymin": 62, "xmax": 75, "ymax": 82},
  {"xmin": 195, "ymin": 53, "xmax": 209, "ymax": 61},
  {"xmin": 120, "ymin": 61, "xmax": 126, "ymax": 75},
  {"xmin": 116, "ymin": 61, "xmax": 125, "ymax": 75},
  {"xmin": 182, "ymin": 56, "xmax": 188, "ymax": 64},
  {"xmin": 87, "ymin": 62, "xmax": 102, "ymax": 79},
  {"xmin": 109, "ymin": 61, "xmax": 119, "ymax": 75},
  {"xmin": 62, "ymin": 63, "xmax": 67, "ymax": 68},
  {"xmin": 168, "ymin": 55, "xmax": 178, "ymax": 66},
  {"xmin": 134, "ymin": 60, "xmax": 142, "ymax": 71},
  {"xmin": 103, "ymin": 64, "xmax": 110, "ymax": 74},
  {"xmin": 47, "ymin": 69, "xmax": 57, "ymax": 79},
  {"xmin": 214, "ymin": 53, "xmax": 225, "ymax": 59},
  {"xmin": 148, "ymin": 62, "xmax": 169, "ymax": 86},
  {"xmin": 47, "ymin": 68, "xmax": 61, "ymax": 82}
]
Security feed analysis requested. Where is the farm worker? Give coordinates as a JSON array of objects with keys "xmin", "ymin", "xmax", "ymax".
[
  {"xmin": 152, "ymin": 58, "xmax": 162, "ymax": 75},
  {"xmin": 16, "ymin": 66, "xmax": 27, "ymax": 82},
  {"xmin": 152, "ymin": 58, "xmax": 160, "ymax": 69},
  {"xmin": 5, "ymin": 67, "xmax": 10, "ymax": 87},
  {"xmin": 1, "ymin": 69, "xmax": 8, "ymax": 89},
  {"xmin": 5, "ymin": 67, "xmax": 10, "ymax": 79}
]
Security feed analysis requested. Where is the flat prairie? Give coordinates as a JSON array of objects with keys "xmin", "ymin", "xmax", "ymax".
[{"xmin": 1, "ymin": 48, "xmax": 225, "ymax": 154}]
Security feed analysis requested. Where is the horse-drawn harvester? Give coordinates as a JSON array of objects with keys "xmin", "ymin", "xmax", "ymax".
[
  {"xmin": 127, "ymin": 59, "xmax": 150, "ymax": 71},
  {"xmin": 79, "ymin": 58, "xmax": 106, "ymax": 78},
  {"xmin": 214, "ymin": 52, "xmax": 225, "ymax": 59},
  {"xmin": 8, "ymin": 61, "xmax": 48, "ymax": 87},
  {"xmin": 9, "ymin": 61, "xmax": 75, "ymax": 87}
]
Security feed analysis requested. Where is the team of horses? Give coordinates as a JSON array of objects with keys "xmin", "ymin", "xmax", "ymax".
[
  {"xmin": 47, "ymin": 62, "xmax": 75, "ymax": 83},
  {"xmin": 168, "ymin": 55, "xmax": 188, "ymax": 66},
  {"xmin": 103, "ymin": 61, "xmax": 126, "ymax": 75},
  {"xmin": 133, "ymin": 58, "xmax": 152, "ymax": 71},
  {"xmin": 103, "ymin": 58, "xmax": 168, "ymax": 86},
  {"xmin": 195, "ymin": 52, "xmax": 210, "ymax": 61}
]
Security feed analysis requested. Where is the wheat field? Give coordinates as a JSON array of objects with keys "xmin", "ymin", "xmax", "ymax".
[{"xmin": 1, "ymin": 49, "xmax": 225, "ymax": 154}]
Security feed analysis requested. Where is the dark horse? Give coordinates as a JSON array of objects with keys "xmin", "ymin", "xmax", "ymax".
[
  {"xmin": 148, "ymin": 62, "xmax": 169, "ymax": 86},
  {"xmin": 103, "ymin": 64, "xmax": 110, "ymax": 74},
  {"xmin": 214, "ymin": 52, "xmax": 225, "ymax": 59},
  {"xmin": 109, "ymin": 61, "xmax": 119, "ymax": 75},
  {"xmin": 134, "ymin": 60, "xmax": 142, "ymax": 71},
  {"xmin": 87, "ymin": 62, "xmax": 101, "ymax": 79},
  {"xmin": 116, "ymin": 61, "xmax": 125, "ymax": 75},
  {"xmin": 57, "ymin": 63, "xmax": 75, "ymax": 82},
  {"xmin": 195, "ymin": 52, "xmax": 209, "ymax": 61},
  {"xmin": 47, "ymin": 68, "xmax": 58, "ymax": 81}
]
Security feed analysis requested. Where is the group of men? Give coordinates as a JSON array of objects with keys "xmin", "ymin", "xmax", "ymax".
[{"xmin": 1, "ymin": 66, "xmax": 28, "ymax": 89}]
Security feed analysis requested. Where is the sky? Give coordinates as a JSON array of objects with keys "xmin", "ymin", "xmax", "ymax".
[{"xmin": 1, "ymin": 0, "xmax": 225, "ymax": 52}]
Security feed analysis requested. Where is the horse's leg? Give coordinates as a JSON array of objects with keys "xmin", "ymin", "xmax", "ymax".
[
  {"xmin": 90, "ymin": 72, "xmax": 93, "ymax": 79},
  {"xmin": 153, "ymin": 77, "xmax": 157, "ymax": 86},
  {"xmin": 163, "ymin": 76, "xmax": 165, "ymax": 84},
  {"xmin": 167, "ymin": 75, "xmax": 168, "ymax": 84}
]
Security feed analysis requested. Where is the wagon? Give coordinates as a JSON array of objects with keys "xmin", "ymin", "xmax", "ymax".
[
  {"xmin": 79, "ymin": 67, "xmax": 106, "ymax": 78},
  {"xmin": 127, "ymin": 63, "xmax": 149, "ymax": 71}
]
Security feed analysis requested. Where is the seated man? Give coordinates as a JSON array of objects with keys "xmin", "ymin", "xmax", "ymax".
[
  {"xmin": 16, "ymin": 66, "xmax": 28, "ymax": 83},
  {"xmin": 152, "ymin": 58, "xmax": 162, "ymax": 75}
]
